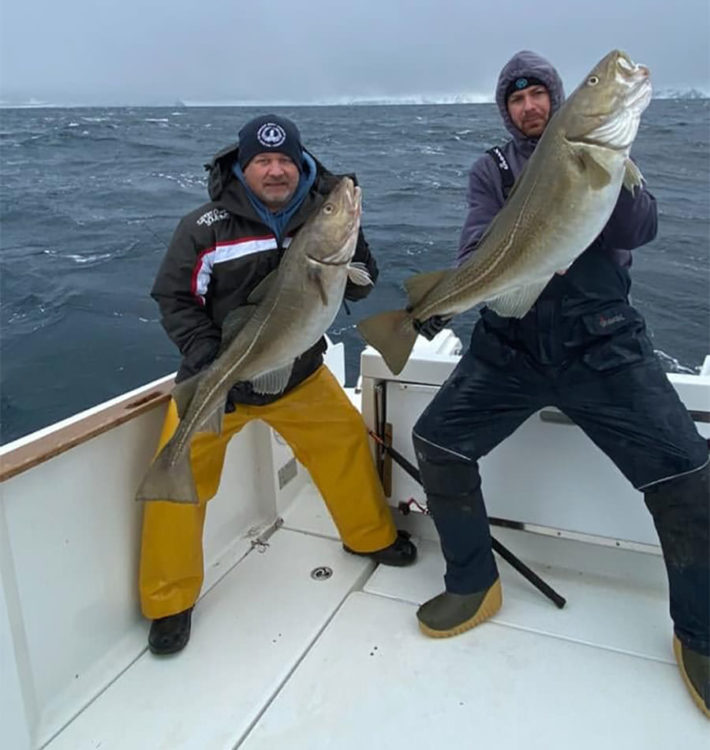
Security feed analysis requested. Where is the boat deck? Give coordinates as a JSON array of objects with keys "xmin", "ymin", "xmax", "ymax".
[{"xmin": 44, "ymin": 484, "xmax": 706, "ymax": 750}]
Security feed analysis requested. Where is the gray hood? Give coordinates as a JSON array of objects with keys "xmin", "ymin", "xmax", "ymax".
[{"xmin": 496, "ymin": 50, "xmax": 565, "ymax": 143}]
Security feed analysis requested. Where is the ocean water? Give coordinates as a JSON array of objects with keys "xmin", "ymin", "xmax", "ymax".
[{"xmin": 1, "ymin": 101, "xmax": 709, "ymax": 445}]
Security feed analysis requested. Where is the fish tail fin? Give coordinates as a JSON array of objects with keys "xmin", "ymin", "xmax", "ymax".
[
  {"xmin": 135, "ymin": 442, "xmax": 199, "ymax": 504},
  {"xmin": 404, "ymin": 269, "xmax": 452, "ymax": 307},
  {"xmin": 357, "ymin": 309, "xmax": 417, "ymax": 375}
]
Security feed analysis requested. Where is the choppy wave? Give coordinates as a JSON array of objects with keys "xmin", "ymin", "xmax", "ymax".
[
  {"xmin": 46, "ymin": 250, "xmax": 115, "ymax": 265},
  {"xmin": 0, "ymin": 100, "xmax": 708, "ymax": 444}
]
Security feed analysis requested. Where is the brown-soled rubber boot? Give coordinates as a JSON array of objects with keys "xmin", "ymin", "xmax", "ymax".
[
  {"xmin": 673, "ymin": 635, "xmax": 710, "ymax": 718},
  {"xmin": 343, "ymin": 529, "xmax": 417, "ymax": 567},
  {"xmin": 417, "ymin": 578, "xmax": 502, "ymax": 638}
]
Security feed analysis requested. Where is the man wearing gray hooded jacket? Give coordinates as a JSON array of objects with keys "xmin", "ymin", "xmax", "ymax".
[{"xmin": 412, "ymin": 51, "xmax": 709, "ymax": 718}]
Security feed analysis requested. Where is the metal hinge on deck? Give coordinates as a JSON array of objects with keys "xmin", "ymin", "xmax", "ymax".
[{"xmin": 248, "ymin": 517, "xmax": 284, "ymax": 552}]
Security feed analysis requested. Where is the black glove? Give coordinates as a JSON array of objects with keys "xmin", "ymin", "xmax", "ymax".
[
  {"xmin": 413, "ymin": 315, "xmax": 451, "ymax": 341},
  {"xmin": 175, "ymin": 337, "xmax": 220, "ymax": 383},
  {"xmin": 225, "ymin": 385, "xmax": 239, "ymax": 414}
]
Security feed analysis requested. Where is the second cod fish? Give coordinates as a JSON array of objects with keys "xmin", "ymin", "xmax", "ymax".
[
  {"xmin": 136, "ymin": 177, "xmax": 369, "ymax": 504},
  {"xmin": 358, "ymin": 49, "xmax": 652, "ymax": 375}
]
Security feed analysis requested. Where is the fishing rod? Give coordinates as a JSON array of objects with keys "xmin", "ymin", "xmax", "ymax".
[{"xmin": 368, "ymin": 428, "xmax": 567, "ymax": 610}]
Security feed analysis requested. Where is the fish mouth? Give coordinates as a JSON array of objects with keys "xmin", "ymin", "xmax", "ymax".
[
  {"xmin": 576, "ymin": 53, "xmax": 652, "ymax": 151},
  {"xmin": 617, "ymin": 52, "xmax": 649, "ymax": 81},
  {"xmin": 616, "ymin": 53, "xmax": 652, "ymax": 109}
]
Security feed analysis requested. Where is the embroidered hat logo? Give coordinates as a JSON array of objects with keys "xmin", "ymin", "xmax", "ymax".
[{"xmin": 257, "ymin": 123, "xmax": 287, "ymax": 148}]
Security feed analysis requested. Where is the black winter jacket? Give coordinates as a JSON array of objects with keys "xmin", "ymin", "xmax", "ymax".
[{"xmin": 152, "ymin": 144, "xmax": 378, "ymax": 403}]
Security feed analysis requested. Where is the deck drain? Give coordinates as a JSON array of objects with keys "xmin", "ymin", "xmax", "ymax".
[{"xmin": 310, "ymin": 566, "xmax": 333, "ymax": 580}]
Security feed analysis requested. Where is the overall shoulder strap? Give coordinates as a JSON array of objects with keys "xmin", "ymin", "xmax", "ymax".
[{"xmin": 487, "ymin": 146, "xmax": 515, "ymax": 200}]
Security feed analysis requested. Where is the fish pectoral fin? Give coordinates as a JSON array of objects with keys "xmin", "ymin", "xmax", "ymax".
[
  {"xmin": 404, "ymin": 269, "xmax": 452, "ymax": 308},
  {"xmin": 307, "ymin": 263, "xmax": 329, "ymax": 306},
  {"xmin": 347, "ymin": 261, "xmax": 373, "ymax": 286},
  {"xmin": 247, "ymin": 270, "xmax": 278, "ymax": 304},
  {"xmin": 220, "ymin": 305, "xmax": 256, "ymax": 351},
  {"xmin": 172, "ymin": 375, "xmax": 201, "ymax": 421},
  {"xmin": 486, "ymin": 278, "xmax": 551, "ymax": 318},
  {"xmin": 357, "ymin": 309, "xmax": 417, "ymax": 376},
  {"xmin": 623, "ymin": 159, "xmax": 644, "ymax": 195},
  {"xmin": 571, "ymin": 144, "xmax": 613, "ymax": 190},
  {"xmin": 250, "ymin": 363, "xmax": 295, "ymax": 395}
]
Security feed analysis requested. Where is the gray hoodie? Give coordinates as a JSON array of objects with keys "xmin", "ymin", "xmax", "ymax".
[{"xmin": 495, "ymin": 49, "xmax": 565, "ymax": 148}]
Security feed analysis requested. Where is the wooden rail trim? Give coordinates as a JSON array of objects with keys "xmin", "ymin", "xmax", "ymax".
[{"xmin": 0, "ymin": 379, "xmax": 174, "ymax": 483}]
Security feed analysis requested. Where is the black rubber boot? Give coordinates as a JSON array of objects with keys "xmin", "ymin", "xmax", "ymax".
[
  {"xmin": 417, "ymin": 578, "xmax": 502, "ymax": 638},
  {"xmin": 343, "ymin": 529, "xmax": 417, "ymax": 567},
  {"xmin": 148, "ymin": 607, "xmax": 193, "ymax": 655},
  {"xmin": 644, "ymin": 462, "xmax": 709, "ymax": 657},
  {"xmin": 674, "ymin": 636, "xmax": 710, "ymax": 718}
]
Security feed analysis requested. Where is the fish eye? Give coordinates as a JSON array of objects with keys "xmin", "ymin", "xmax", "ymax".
[
  {"xmin": 323, "ymin": 203, "xmax": 335, "ymax": 214},
  {"xmin": 587, "ymin": 76, "xmax": 600, "ymax": 86}
]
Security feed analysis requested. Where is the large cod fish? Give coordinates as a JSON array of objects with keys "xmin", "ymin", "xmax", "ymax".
[
  {"xmin": 358, "ymin": 49, "xmax": 652, "ymax": 375},
  {"xmin": 136, "ymin": 177, "xmax": 369, "ymax": 504}
]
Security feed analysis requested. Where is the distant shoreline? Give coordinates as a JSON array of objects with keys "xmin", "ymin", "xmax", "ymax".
[{"xmin": 1, "ymin": 92, "xmax": 708, "ymax": 110}]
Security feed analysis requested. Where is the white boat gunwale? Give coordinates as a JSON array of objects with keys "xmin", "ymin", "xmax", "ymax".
[{"xmin": 0, "ymin": 377, "xmax": 174, "ymax": 483}]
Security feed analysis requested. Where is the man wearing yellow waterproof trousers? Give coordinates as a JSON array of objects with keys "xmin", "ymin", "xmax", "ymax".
[{"xmin": 142, "ymin": 114, "xmax": 417, "ymax": 655}]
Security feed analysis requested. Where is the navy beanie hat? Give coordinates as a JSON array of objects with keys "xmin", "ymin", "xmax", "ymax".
[
  {"xmin": 237, "ymin": 114, "xmax": 303, "ymax": 171},
  {"xmin": 505, "ymin": 76, "xmax": 546, "ymax": 102}
]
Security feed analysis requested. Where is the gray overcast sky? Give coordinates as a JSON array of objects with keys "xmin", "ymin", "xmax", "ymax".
[{"xmin": 1, "ymin": 0, "xmax": 709, "ymax": 105}]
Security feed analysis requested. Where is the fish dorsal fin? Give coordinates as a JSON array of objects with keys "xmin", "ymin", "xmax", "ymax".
[
  {"xmin": 486, "ymin": 278, "xmax": 551, "ymax": 318},
  {"xmin": 249, "ymin": 362, "xmax": 295, "ymax": 395},
  {"xmin": 623, "ymin": 158, "xmax": 644, "ymax": 195},
  {"xmin": 247, "ymin": 270, "xmax": 278, "ymax": 305},
  {"xmin": 220, "ymin": 305, "xmax": 256, "ymax": 351},
  {"xmin": 172, "ymin": 374, "xmax": 201, "ymax": 421},
  {"xmin": 404, "ymin": 269, "xmax": 452, "ymax": 308},
  {"xmin": 571, "ymin": 144, "xmax": 613, "ymax": 190}
]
